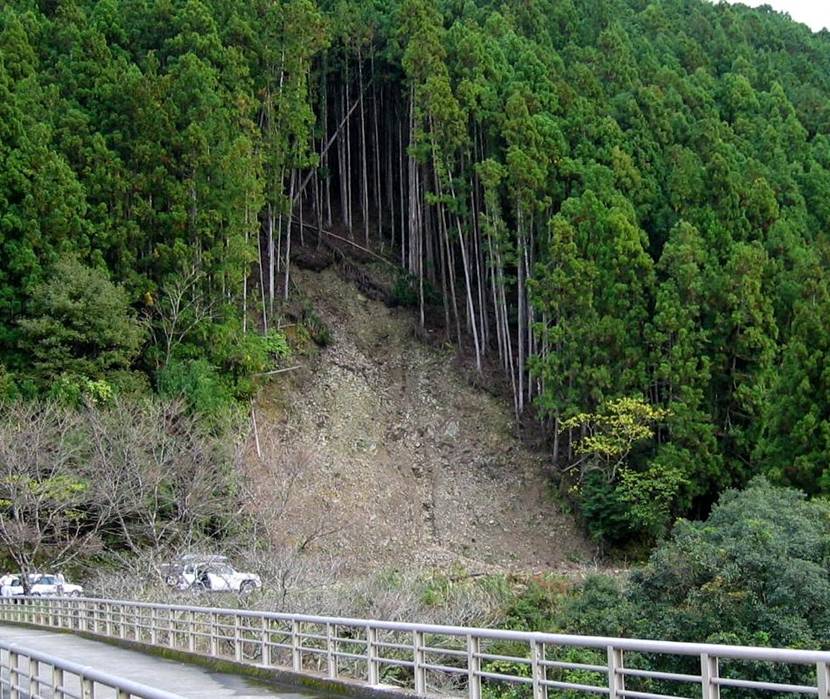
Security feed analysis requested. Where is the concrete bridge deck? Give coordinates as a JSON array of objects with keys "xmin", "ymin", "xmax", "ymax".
[{"xmin": 0, "ymin": 625, "xmax": 334, "ymax": 698}]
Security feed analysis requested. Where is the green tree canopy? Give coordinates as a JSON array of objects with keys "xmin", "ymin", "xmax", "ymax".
[{"xmin": 18, "ymin": 259, "xmax": 146, "ymax": 387}]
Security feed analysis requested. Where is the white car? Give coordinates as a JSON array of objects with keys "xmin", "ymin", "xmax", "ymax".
[
  {"xmin": 192, "ymin": 563, "xmax": 262, "ymax": 594},
  {"xmin": 32, "ymin": 574, "xmax": 84, "ymax": 597},
  {"xmin": 0, "ymin": 574, "xmax": 16, "ymax": 596},
  {"xmin": 163, "ymin": 558, "xmax": 261, "ymax": 594},
  {"xmin": 0, "ymin": 574, "xmax": 83, "ymax": 597},
  {"xmin": 0, "ymin": 575, "xmax": 19, "ymax": 597}
]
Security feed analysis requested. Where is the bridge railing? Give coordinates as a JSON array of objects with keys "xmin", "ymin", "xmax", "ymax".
[
  {"xmin": 1, "ymin": 596, "xmax": 829, "ymax": 698},
  {"xmin": 0, "ymin": 637, "xmax": 184, "ymax": 699}
]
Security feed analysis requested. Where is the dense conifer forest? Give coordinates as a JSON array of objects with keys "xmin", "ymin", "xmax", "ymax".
[{"xmin": 2, "ymin": 0, "xmax": 830, "ymax": 553}]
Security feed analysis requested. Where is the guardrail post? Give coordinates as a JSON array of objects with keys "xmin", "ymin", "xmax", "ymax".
[
  {"xmin": 10, "ymin": 649, "xmax": 20, "ymax": 699},
  {"xmin": 189, "ymin": 611, "xmax": 196, "ymax": 653},
  {"xmin": 29, "ymin": 658, "xmax": 39, "ymax": 696},
  {"xmin": 106, "ymin": 602, "xmax": 112, "ymax": 636},
  {"xmin": 818, "ymin": 661, "xmax": 829, "ymax": 699},
  {"xmin": 608, "ymin": 646, "xmax": 624, "ymax": 699},
  {"xmin": 292, "ymin": 620, "xmax": 302, "ymax": 672},
  {"xmin": 81, "ymin": 675, "xmax": 93, "ymax": 699},
  {"xmin": 210, "ymin": 613, "xmax": 218, "ymax": 657},
  {"xmin": 9, "ymin": 650, "xmax": 19, "ymax": 699},
  {"xmin": 467, "ymin": 634, "xmax": 481, "ymax": 699},
  {"xmin": 234, "ymin": 615, "xmax": 243, "ymax": 662},
  {"xmin": 532, "ymin": 640, "xmax": 545, "ymax": 699},
  {"xmin": 150, "ymin": 607, "xmax": 157, "ymax": 645},
  {"xmin": 52, "ymin": 666, "xmax": 63, "ymax": 697},
  {"xmin": 413, "ymin": 631, "xmax": 426, "ymax": 695},
  {"xmin": 366, "ymin": 626, "xmax": 379, "ymax": 686},
  {"xmin": 261, "ymin": 617, "xmax": 270, "ymax": 667},
  {"xmin": 701, "ymin": 653, "xmax": 720, "ymax": 699},
  {"xmin": 326, "ymin": 623, "xmax": 337, "ymax": 679},
  {"xmin": 169, "ymin": 609, "xmax": 177, "ymax": 650}
]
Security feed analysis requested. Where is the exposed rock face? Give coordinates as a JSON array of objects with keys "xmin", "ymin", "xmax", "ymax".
[{"xmin": 251, "ymin": 266, "xmax": 591, "ymax": 575}]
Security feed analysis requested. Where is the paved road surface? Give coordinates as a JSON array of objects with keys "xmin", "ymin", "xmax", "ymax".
[{"xmin": 0, "ymin": 624, "xmax": 336, "ymax": 698}]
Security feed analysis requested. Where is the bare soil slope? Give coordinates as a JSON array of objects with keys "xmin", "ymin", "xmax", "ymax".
[{"xmin": 253, "ymin": 266, "xmax": 592, "ymax": 575}]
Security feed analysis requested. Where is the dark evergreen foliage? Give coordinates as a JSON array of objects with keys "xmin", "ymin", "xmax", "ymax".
[{"xmin": 2, "ymin": 0, "xmax": 830, "ymax": 542}]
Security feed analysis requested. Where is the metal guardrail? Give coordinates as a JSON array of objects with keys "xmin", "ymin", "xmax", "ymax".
[
  {"xmin": 0, "ymin": 637, "xmax": 185, "ymax": 699},
  {"xmin": 1, "ymin": 596, "xmax": 829, "ymax": 698}
]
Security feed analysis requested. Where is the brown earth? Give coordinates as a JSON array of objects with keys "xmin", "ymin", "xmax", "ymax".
[{"xmin": 250, "ymin": 264, "xmax": 593, "ymax": 576}]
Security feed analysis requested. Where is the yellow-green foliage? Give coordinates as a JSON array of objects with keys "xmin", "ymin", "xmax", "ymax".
[{"xmin": 564, "ymin": 397, "xmax": 669, "ymax": 475}]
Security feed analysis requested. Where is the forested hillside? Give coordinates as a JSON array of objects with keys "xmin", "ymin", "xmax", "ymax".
[{"xmin": 2, "ymin": 0, "xmax": 830, "ymax": 547}]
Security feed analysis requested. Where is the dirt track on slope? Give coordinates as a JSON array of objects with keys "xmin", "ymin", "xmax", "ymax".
[{"xmin": 250, "ymin": 266, "xmax": 593, "ymax": 576}]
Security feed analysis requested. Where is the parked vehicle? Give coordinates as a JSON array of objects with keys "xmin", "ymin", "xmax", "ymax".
[
  {"xmin": 0, "ymin": 574, "xmax": 19, "ymax": 597},
  {"xmin": 161, "ymin": 554, "xmax": 227, "ymax": 588},
  {"xmin": 161, "ymin": 555, "xmax": 261, "ymax": 594},
  {"xmin": 31, "ymin": 574, "xmax": 83, "ymax": 597},
  {"xmin": 190, "ymin": 563, "xmax": 262, "ymax": 594},
  {"xmin": 0, "ymin": 573, "xmax": 83, "ymax": 597}
]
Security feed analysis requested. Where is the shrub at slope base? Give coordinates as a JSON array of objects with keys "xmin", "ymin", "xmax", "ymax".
[{"xmin": 565, "ymin": 478, "xmax": 830, "ymax": 651}]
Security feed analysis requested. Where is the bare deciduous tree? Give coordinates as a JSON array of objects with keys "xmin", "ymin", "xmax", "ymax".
[
  {"xmin": 86, "ymin": 399, "xmax": 244, "ymax": 568},
  {"xmin": 0, "ymin": 399, "xmax": 249, "ymax": 588},
  {"xmin": 0, "ymin": 403, "xmax": 108, "ymax": 591},
  {"xmin": 237, "ymin": 432, "xmax": 348, "ymax": 608},
  {"xmin": 147, "ymin": 268, "xmax": 216, "ymax": 369}
]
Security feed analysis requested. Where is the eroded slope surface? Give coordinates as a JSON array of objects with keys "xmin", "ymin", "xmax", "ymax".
[{"xmin": 253, "ymin": 267, "xmax": 591, "ymax": 574}]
